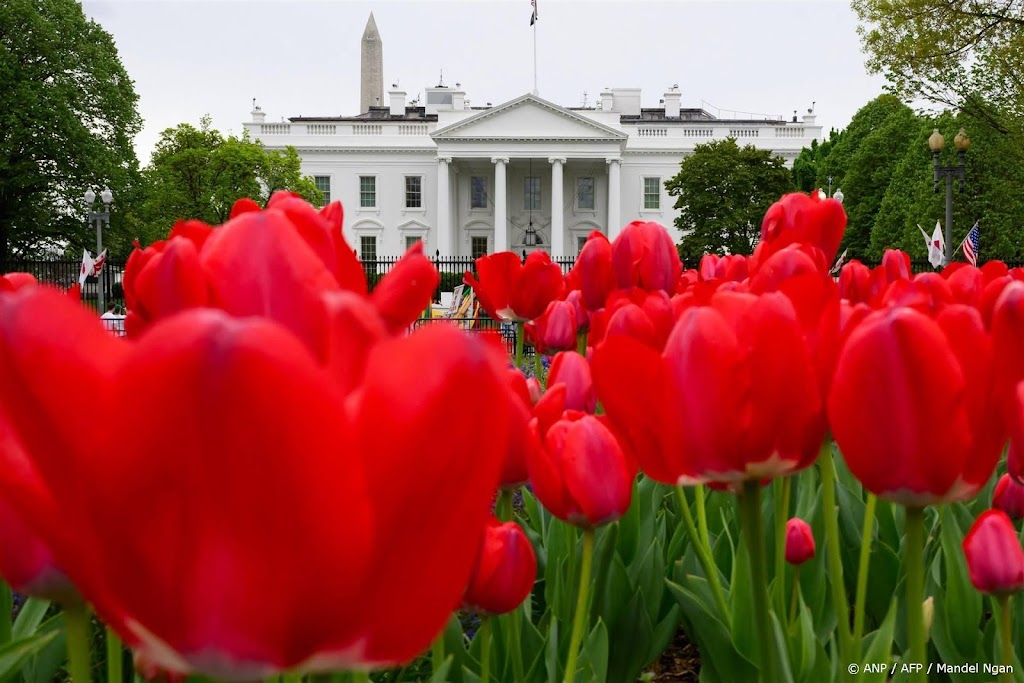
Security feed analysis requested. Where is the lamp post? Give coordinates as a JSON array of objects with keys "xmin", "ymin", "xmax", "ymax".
[
  {"xmin": 929, "ymin": 128, "xmax": 969, "ymax": 263},
  {"xmin": 84, "ymin": 187, "xmax": 113, "ymax": 312},
  {"xmin": 833, "ymin": 188, "xmax": 844, "ymax": 205}
]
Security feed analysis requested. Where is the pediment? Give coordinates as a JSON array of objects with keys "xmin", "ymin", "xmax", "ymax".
[{"xmin": 432, "ymin": 94, "xmax": 626, "ymax": 141}]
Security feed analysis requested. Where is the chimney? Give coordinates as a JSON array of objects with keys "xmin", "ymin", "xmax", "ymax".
[
  {"xmin": 251, "ymin": 106, "xmax": 266, "ymax": 123},
  {"xmin": 664, "ymin": 84, "xmax": 681, "ymax": 118},
  {"xmin": 452, "ymin": 83, "xmax": 466, "ymax": 110},
  {"xmin": 389, "ymin": 87, "xmax": 406, "ymax": 116},
  {"xmin": 600, "ymin": 89, "xmax": 613, "ymax": 111}
]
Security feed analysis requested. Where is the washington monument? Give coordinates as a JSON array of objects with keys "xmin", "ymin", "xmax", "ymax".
[{"xmin": 360, "ymin": 13, "xmax": 383, "ymax": 113}]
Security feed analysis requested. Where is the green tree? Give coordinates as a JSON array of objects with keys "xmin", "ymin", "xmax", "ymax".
[
  {"xmin": 791, "ymin": 129, "xmax": 839, "ymax": 193},
  {"xmin": 665, "ymin": 138, "xmax": 795, "ymax": 264},
  {"xmin": 852, "ymin": 0, "xmax": 1024, "ymax": 140},
  {"xmin": 138, "ymin": 117, "xmax": 320, "ymax": 238},
  {"xmin": 0, "ymin": 0, "xmax": 142, "ymax": 265}
]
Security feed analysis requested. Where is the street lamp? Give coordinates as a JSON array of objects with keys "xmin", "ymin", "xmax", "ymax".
[
  {"xmin": 833, "ymin": 188, "xmax": 844, "ymax": 204},
  {"xmin": 84, "ymin": 186, "xmax": 113, "ymax": 312},
  {"xmin": 929, "ymin": 128, "xmax": 969, "ymax": 263}
]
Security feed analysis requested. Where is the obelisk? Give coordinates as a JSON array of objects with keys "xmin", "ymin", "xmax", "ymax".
[{"xmin": 360, "ymin": 13, "xmax": 383, "ymax": 113}]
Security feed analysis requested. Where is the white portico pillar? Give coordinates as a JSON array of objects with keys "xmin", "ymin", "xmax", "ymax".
[
  {"xmin": 549, "ymin": 157, "xmax": 566, "ymax": 258},
  {"xmin": 491, "ymin": 157, "xmax": 508, "ymax": 252},
  {"xmin": 437, "ymin": 156, "xmax": 452, "ymax": 255},
  {"xmin": 607, "ymin": 158, "xmax": 622, "ymax": 239}
]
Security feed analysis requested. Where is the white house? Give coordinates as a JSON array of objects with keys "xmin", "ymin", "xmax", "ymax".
[{"xmin": 244, "ymin": 15, "xmax": 822, "ymax": 260}]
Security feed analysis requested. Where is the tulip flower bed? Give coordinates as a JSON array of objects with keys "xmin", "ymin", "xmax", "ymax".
[{"xmin": 2, "ymin": 190, "xmax": 1024, "ymax": 683}]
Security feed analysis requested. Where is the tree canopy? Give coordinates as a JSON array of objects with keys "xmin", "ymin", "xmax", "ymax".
[
  {"xmin": 0, "ymin": 0, "xmax": 142, "ymax": 265},
  {"xmin": 666, "ymin": 138, "xmax": 795, "ymax": 265},
  {"xmin": 853, "ymin": 0, "xmax": 1024, "ymax": 140},
  {"xmin": 136, "ymin": 117, "xmax": 321, "ymax": 240}
]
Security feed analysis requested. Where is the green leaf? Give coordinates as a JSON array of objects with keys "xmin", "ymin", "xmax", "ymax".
[
  {"xmin": 428, "ymin": 657, "xmax": 453, "ymax": 683},
  {"xmin": 11, "ymin": 601, "xmax": 49, "ymax": 643},
  {"xmin": 938, "ymin": 507, "xmax": 982, "ymax": 657},
  {"xmin": 667, "ymin": 579, "xmax": 757, "ymax": 682},
  {"xmin": 606, "ymin": 591, "xmax": 654, "ymax": 683},
  {"xmin": 729, "ymin": 534, "xmax": 757, "ymax": 665},
  {"xmin": 859, "ymin": 599, "xmax": 898, "ymax": 683},
  {"xmin": 579, "ymin": 619, "xmax": 608, "ymax": 683},
  {"xmin": 545, "ymin": 617, "xmax": 560, "ymax": 683},
  {"xmin": 0, "ymin": 630, "xmax": 59, "ymax": 683}
]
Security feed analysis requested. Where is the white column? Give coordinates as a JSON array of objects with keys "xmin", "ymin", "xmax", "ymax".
[
  {"xmin": 549, "ymin": 157, "xmax": 566, "ymax": 258},
  {"xmin": 607, "ymin": 158, "xmax": 621, "ymax": 239},
  {"xmin": 491, "ymin": 157, "xmax": 508, "ymax": 252},
  {"xmin": 436, "ymin": 156, "xmax": 452, "ymax": 255}
]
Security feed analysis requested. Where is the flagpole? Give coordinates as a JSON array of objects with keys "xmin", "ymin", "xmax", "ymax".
[{"xmin": 532, "ymin": 19, "xmax": 538, "ymax": 95}]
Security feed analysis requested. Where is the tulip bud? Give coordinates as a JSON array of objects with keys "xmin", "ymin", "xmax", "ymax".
[
  {"xmin": 962, "ymin": 510, "xmax": 1024, "ymax": 596},
  {"xmin": 532, "ymin": 300, "xmax": 578, "ymax": 353},
  {"xmin": 546, "ymin": 351, "xmax": 596, "ymax": 414},
  {"xmin": 784, "ymin": 518, "xmax": 816, "ymax": 565},
  {"xmin": 993, "ymin": 474, "xmax": 1024, "ymax": 520},
  {"xmin": 922, "ymin": 596, "xmax": 934, "ymax": 638},
  {"xmin": 462, "ymin": 517, "xmax": 537, "ymax": 615}
]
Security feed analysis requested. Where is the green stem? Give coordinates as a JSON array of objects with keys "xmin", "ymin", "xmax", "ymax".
[
  {"xmin": 563, "ymin": 528, "xmax": 595, "ymax": 683},
  {"xmin": 0, "ymin": 580, "xmax": 11, "ymax": 644},
  {"xmin": 904, "ymin": 506, "xmax": 926, "ymax": 683},
  {"xmin": 480, "ymin": 616, "xmax": 492, "ymax": 683},
  {"xmin": 852, "ymin": 493, "xmax": 877, "ymax": 660},
  {"xmin": 515, "ymin": 321, "xmax": 525, "ymax": 369},
  {"xmin": 576, "ymin": 330, "xmax": 587, "ymax": 356},
  {"xmin": 773, "ymin": 477, "xmax": 792, "ymax": 616},
  {"xmin": 282, "ymin": 674, "xmax": 301, "ymax": 683},
  {"xmin": 105, "ymin": 627, "xmax": 122, "ymax": 683},
  {"xmin": 432, "ymin": 633, "xmax": 445, "ymax": 677},
  {"xmin": 695, "ymin": 484, "xmax": 712, "ymax": 556},
  {"xmin": 534, "ymin": 350, "xmax": 543, "ymax": 383},
  {"xmin": 789, "ymin": 566, "xmax": 801, "ymax": 627},
  {"xmin": 64, "ymin": 602, "xmax": 92, "ymax": 683},
  {"xmin": 675, "ymin": 486, "xmax": 730, "ymax": 628},
  {"xmin": 739, "ymin": 480, "xmax": 777, "ymax": 683},
  {"xmin": 351, "ymin": 672, "xmax": 371, "ymax": 683},
  {"xmin": 507, "ymin": 606, "xmax": 524, "ymax": 683},
  {"xmin": 998, "ymin": 595, "xmax": 1014, "ymax": 683},
  {"xmin": 497, "ymin": 488, "xmax": 514, "ymax": 522},
  {"xmin": 819, "ymin": 442, "xmax": 852, "ymax": 664}
]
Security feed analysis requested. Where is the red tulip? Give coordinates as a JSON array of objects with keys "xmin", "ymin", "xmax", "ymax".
[
  {"xmin": 590, "ymin": 289, "xmax": 674, "ymax": 349},
  {"xmin": 993, "ymin": 475, "xmax": 1024, "ymax": 520},
  {"xmin": 563, "ymin": 289, "xmax": 590, "ymax": 332},
  {"xmin": 991, "ymin": 282, "xmax": 1024, "ymax": 425},
  {"xmin": 828, "ymin": 305, "xmax": 1003, "ymax": 505},
  {"xmin": 0, "ymin": 273, "xmax": 38, "ymax": 291},
  {"xmin": 464, "ymin": 251, "xmax": 564, "ymax": 322},
  {"xmin": 593, "ymin": 290, "xmax": 824, "ymax": 486},
  {"xmin": 1008, "ymin": 383, "xmax": 1024, "ymax": 485},
  {"xmin": 462, "ymin": 517, "xmax": 537, "ymax": 615},
  {"xmin": 529, "ymin": 300, "xmax": 578, "ymax": 354},
  {"xmin": 500, "ymin": 369, "xmax": 533, "ymax": 487},
  {"xmin": 698, "ymin": 254, "xmax": 749, "ymax": 282},
  {"xmin": 369, "ymin": 241, "xmax": 439, "ymax": 334},
  {"xmin": 569, "ymin": 231, "xmax": 616, "ymax": 311},
  {"xmin": 0, "ymin": 287, "xmax": 514, "ymax": 675},
  {"xmin": 546, "ymin": 351, "xmax": 596, "ymax": 414},
  {"xmin": 880, "ymin": 249, "xmax": 912, "ymax": 283},
  {"xmin": 981, "ymin": 260, "xmax": 1009, "ymax": 283},
  {"xmin": 610, "ymin": 221, "xmax": 682, "ymax": 294},
  {"xmin": 838, "ymin": 260, "xmax": 875, "ymax": 305},
  {"xmin": 962, "ymin": 510, "xmax": 1024, "ymax": 595},
  {"xmin": 752, "ymin": 192, "xmax": 846, "ymax": 270},
  {"xmin": 784, "ymin": 518, "xmax": 816, "ymax": 565},
  {"xmin": 878, "ymin": 273, "xmax": 953, "ymax": 317},
  {"xmin": 527, "ymin": 411, "xmax": 634, "ymax": 528}
]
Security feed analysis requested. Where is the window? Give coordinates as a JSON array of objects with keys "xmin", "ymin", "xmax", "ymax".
[
  {"xmin": 360, "ymin": 235, "xmax": 377, "ymax": 262},
  {"xmin": 577, "ymin": 177, "xmax": 595, "ymax": 210},
  {"xmin": 359, "ymin": 176, "xmax": 376, "ymax": 208},
  {"xmin": 577, "ymin": 235, "xmax": 588, "ymax": 255},
  {"xmin": 314, "ymin": 175, "xmax": 331, "ymax": 206},
  {"xmin": 643, "ymin": 177, "xmax": 661, "ymax": 210},
  {"xmin": 405, "ymin": 176, "xmax": 422, "ymax": 208},
  {"xmin": 471, "ymin": 176, "xmax": 488, "ymax": 209},
  {"xmin": 524, "ymin": 177, "xmax": 541, "ymax": 210},
  {"xmin": 405, "ymin": 235, "xmax": 421, "ymax": 251},
  {"xmin": 471, "ymin": 236, "xmax": 489, "ymax": 259}
]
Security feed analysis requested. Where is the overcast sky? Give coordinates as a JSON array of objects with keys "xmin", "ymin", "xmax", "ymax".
[{"xmin": 80, "ymin": 0, "xmax": 889, "ymax": 164}]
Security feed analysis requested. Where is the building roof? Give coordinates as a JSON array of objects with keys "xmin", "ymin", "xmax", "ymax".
[{"xmin": 289, "ymin": 107, "xmax": 438, "ymax": 123}]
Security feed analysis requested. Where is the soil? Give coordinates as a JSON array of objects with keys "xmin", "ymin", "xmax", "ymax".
[{"xmin": 642, "ymin": 628, "xmax": 701, "ymax": 682}]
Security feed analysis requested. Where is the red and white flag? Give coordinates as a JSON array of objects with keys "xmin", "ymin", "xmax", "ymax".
[{"xmin": 90, "ymin": 249, "xmax": 108, "ymax": 277}]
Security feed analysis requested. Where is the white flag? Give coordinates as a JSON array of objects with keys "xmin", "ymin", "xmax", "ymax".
[
  {"xmin": 929, "ymin": 221, "xmax": 945, "ymax": 269},
  {"xmin": 830, "ymin": 248, "xmax": 848, "ymax": 275},
  {"xmin": 78, "ymin": 249, "xmax": 95, "ymax": 286}
]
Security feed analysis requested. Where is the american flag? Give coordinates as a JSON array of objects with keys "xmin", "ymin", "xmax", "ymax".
[
  {"xmin": 960, "ymin": 222, "xmax": 979, "ymax": 266},
  {"xmin": 530, "ymin": 0, "xmax": 537, "ymax": 25}
]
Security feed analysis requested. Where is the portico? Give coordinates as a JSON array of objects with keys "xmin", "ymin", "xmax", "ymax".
[{"xmin": 431, "ymin": 94, "xmax": 627, "ymax": 258}]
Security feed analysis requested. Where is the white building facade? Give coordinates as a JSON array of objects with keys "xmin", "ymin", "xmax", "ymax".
[{"xmin": 245, "ymin": 86, "xmax": 822, "ymax": 259}]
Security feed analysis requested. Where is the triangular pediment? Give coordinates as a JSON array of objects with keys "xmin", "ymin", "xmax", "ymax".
[{"xmin": 431, "ymin": 94, "xmax": 627, "ymax": 141}]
